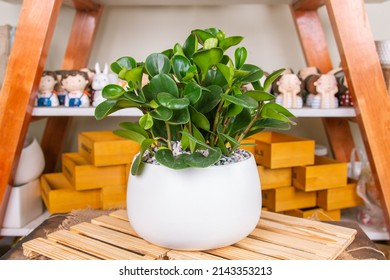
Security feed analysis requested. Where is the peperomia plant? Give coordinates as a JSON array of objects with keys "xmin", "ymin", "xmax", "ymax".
[{"xmin": 95, "ymin": 27, "xmax": 295, "ymax": 175}]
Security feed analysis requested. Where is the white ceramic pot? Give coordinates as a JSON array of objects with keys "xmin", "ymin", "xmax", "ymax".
[{"xmin": 127, "ymin": 153, "xmax": 261, "ymax": 251}]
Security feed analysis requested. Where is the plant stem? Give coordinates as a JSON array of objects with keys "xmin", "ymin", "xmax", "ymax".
[
  {"xmin": 237, "ymin": 105, "xmax": 261, "ymax": 143},
  {"xmin": 166, "ymin": 122, "xmax": 172, "ymax": 150}
]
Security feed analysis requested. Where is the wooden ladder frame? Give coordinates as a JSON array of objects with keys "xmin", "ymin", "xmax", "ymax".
[{"xmin": 1, "ymin": 0, "xmax": 390, "ymax": 233}]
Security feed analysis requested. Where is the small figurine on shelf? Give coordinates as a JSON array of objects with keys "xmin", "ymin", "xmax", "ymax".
[
  {"xmin": 55, "ymin": 70, "xmax": 68, "ymax": 106},
  {"xmin": 80, "ymin": 67, "xmax": 95, "ymax": 105},
  {"xmin": 274, "ymin": 73, "xmax": 303, "ymax": 108},
  {"xmin": 61, "ymin": 70, "xmax": 90, "ymax": 107},
  {"xmin": 299, "ymin": 67, "xmax": 321, "ymax": 105},
  {"xmin": 35, "ymin": 71, "xmax": 59, "ymax": 107},
  {"xmin": 328, "ymin": 67, "xmax": 354, "ymax": 107},
  {"xmin": 305, "ymin": 73, "xmax": 339, "ymax": 109},
  {"xmin": 91, "ymin": 62, "xmax": 118, "ymax": 107}
]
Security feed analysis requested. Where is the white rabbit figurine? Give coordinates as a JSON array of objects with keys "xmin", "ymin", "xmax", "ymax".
[{"xmin": 92, "ymin": 62, "xmax": 118, "ymax": 107}]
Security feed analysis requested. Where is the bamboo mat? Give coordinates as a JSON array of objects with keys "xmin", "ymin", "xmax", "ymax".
[{"xmin": 22, "ymin": 210, "xmax": 356, "ymax": 260}]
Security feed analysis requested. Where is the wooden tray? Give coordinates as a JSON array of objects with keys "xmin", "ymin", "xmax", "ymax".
[{"xmin": 22, "ymin": 210, "xmax": 356, "ymax": 260}]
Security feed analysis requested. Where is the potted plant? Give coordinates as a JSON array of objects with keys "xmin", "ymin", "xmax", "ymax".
[{"xmin": 95, "ymin": 27, "xmax": 295, "ymax": 250}]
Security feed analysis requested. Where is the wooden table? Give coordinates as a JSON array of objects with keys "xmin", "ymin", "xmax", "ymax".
[{"xmin": 1, "ymin": 209, "xmax": 385, "ymax": 260}]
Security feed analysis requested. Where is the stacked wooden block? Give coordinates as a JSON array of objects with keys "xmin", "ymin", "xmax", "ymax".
[
  {"xmin": 40, "ymin": 131, "xmax": 140, "ymax": 214},
  {"xmin": 244, "ymin": 131, "xmax": 363, "ymax": 221}
]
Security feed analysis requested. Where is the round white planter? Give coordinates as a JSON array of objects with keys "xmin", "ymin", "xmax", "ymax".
[{"xmin": 127, "ymin": 153, "xmax": 261, "ymax": 251}]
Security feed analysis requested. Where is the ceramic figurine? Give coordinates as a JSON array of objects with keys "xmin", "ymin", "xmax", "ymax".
[
  {"xmin": 35, "ymin": 71, "xmax": 59, "ymax": 107},
  {"xmin": 55, "ymin": 70, "xmax": 68, "ymax": 105},
  {"xmin": 297, "ymin": 66, "xmax": 320, "ymax": 81},
  {"xmin": 275, "ymin": 73, "xmax": 303, "ymax": 108},
  {"xmin": 305, "ymin": 74, "xmax": 339, "ymax": 109},
  {"xmin": 61, "ymin": 70, "xmax": 90, "ymax": 107},
  {"xmin": 91, "ymin": 63, "xmax": 118, "ymax": 107},
  {"xmin": 80, "ymin": 67, "xmax": 95, "ymax": 105}
]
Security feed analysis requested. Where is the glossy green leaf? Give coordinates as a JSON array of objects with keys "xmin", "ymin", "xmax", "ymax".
[
  {"xmin": 139, "ymin": 113, "xmax": 154, "ymax": 130},
  {"xmin": 184, "ymin": 148, "xmax": 222, "ymax": 168},
  {"xmin": 113, "ymin": 129, "xmax": 145, "ymax": 145},
  {"xmin": 189, "ymin": 106, "xmax": 210, "ymax": 131},
  {"xmin": 193, "ymin": 85, "xmax": 223, "ymax": 114},
  {"xmin": 243, "ymin": 90, "xmax": 275, "ymax": 102},
  {"xmin": 220, "ymin": 132, "xmax": 239, "ymax": 151},
  {"xmin": 181, "ymin": 126, "xmax": 190, "ymax": 151},
  {"xmin": 119, "ymin": 122, "xmax": 149, "ymax": 138},
  {"xmin": 238, "ymin": 64, "xmax": 264, "ymax": 83},
  {"xmin": 102, "ymin": 84, "xmax": 125, "ymax": 100},
  {"xmin": 183, "ymin": 82, "xmax": 202, "ymax": 105},
  {"xmin": 145, "ymin": 53, "xmax": 171, "ymax": 77},
  {"xmin": 94, "ymin": 99, "xmax": 121, "ymax": 120},
  {"xmin": 172, "ymin": 55, "xmax": 192, "ymax": 81},
  {"xmin": 124, "ymin": 91, "xmax": 146, "ymax": 104},
  {"xmin": 161, "ymin": 49, "xmax": 173, "ymax": 58},
  {"xmin": 110, "ymin": 56, "xmax": 137, "ymax": 74},
  {"xmin": 225, "ymin": 103, "xmax": 244, "ymax": 117},
  {"xmin": 204, "ymin": 69, "xmax": 228, "ymax": 88},
  {"xmin": 157, "ymin": 92, "xmax": 190, "ymax": 110},
  {"xmin": 149, "ymin": 73, "xmax": 179, "ymax": 98},
  {"xmin": 263, "ymin": 68, "xmax": 285, "ymax": 92},
  {"xmin": 131, "ymin": 138, "xmax": 154, "ymax": 175},
  {"xmin": 192, "ymin": 124, "xmax": 206, "ymax": 146},
  {"xmin": 183, "ymin": 33, "xmax": 198, "ymax": 59},
  {"xmin": 216, "ymin": 63, "xmax": 234, "ymax": 87},
  {"xmin": 167, "ymin": 108, "xmax": 190, "ymax": 125},
  {"xmin": 204, "ymin": 38, "xmax": 218, "ymax": 49},
  {"xmin": 116, "ymin": 99, "xmax": 140, "ymax": 108},
  {"xmin": 182, "ymin": 65, "xmax": 197, "ymax": 82},
  {"xmin": 124, "ymin": 66, "xmax": 144, "ymax": 88},
  {"xmin": 234, "ymin": 47, "xmax": 247, "ymax": 69},
  {"xmin": 227, "ymin": 108, "xmax": 252, "ymax": 136},
  {"xmin": 204, "ymin": 27, "xmax": 221, "ymax": 37},
  {"xmin": 149, "ymin": 106, "xmax": 173, "ymax": 121},
  {"xmin": 173, "ymin": 43, "xmax": 184, "ymax": 56},
  {"xmin": 247, "ymin": 118, "xmax": 291, "ymax": 136},
  {"xmin": 221, "ymin": 94, "xmax": 258, "ymax": 109},
  {"xmin": 219, "ymin": 36, "xmax": 244, "ymax": 51},
  {"xmin": 261, "ymin": 102, "xmax": 296, "ymax": 124},
  {"xmin": 180, "ymin": 131, "xmax": 214, "ymax": 150},
  {"xmin": 155, "ymin": 149, "xmax": 189, "ymax": 170},
  {"xmin": 192, "ymin": 29, "xmax": 214, "ymax": 45},
  {"xmin": 192, "ymin": 48, "xmax": 224, "ymax": 77}
]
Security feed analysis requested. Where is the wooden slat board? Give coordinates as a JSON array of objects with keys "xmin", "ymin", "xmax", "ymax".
[{"xmin": 22, "ymin": 210, "xmax": 356, "ymax": 260}]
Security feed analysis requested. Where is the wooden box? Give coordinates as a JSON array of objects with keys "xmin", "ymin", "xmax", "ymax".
[
  {"xmin": 317, "ymin": 179, "xmax": 364, "ymax": 211},
  {"xmin": 78, "ymin": 131, "xmax": 140, "ymax": 167},
  {"xmin": 257, "ymin": 165, "xmax": 292, "ymax": 190},
  {"xmin": 62, "ymin": 152, "xmax": 127, "ymax": 190},
  {"xmin": 101, "ymin": 184, "xmax": 127, "ymax": 210},
  {"xmin": 284, "ymin": 207, "xmax": 341, "ymax": 221},
  {"xmin": 40, "ymin": 173, "xmax": 102, "ymax": 214},
  {"xmin": 292, "ymin": 156, "xmax": 348, "ymax": 191},
  {"xmin": 253, "ymin": 132, "xmax": 315, "ymax": 169},
  {"xmin": 262, "ymin": 186, "xmax": 317, "ymax": 212}
]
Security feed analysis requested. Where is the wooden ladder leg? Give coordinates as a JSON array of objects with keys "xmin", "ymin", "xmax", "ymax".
[
  {"xmin": 0, "ymin": 0, "xmax": 63, "ymax": 227},
  {"xmin": 291, "ymin": 6, "xmax": 356, "ymax": 162},
  {"xmin": 41, "ymin": 5, "xmax": 103, "ymax": 173},
  {"xmin": 325, "ymin": 0, "xmax": 390, "ymax": 231}
]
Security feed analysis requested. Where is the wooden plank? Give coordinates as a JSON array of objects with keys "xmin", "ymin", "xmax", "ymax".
[
  {"xmin": 293, "ymin": 0, "xmax": 324, "ymax": 10},
  {"xmin": 325, "ymin": 0, "xmax": 390, "ymax": 231},
  {"xmin": 70, "ymin": 222, "xmax": 168, "ymax": 259},
  {"xmin": 92, "ymin": 215, "xmax": 138, "ymax": 236},
  {"xmin": 207, "ymin": 246, "xmax": 279, "ymax": 260},
  {"xmin": 22, "ymin": 237, "xmax": 99, "ymax": 260},
  {"xmin": 41, "ymin": 6, "xmax": 104, "ymax": 173},
  {"xmin": 110, "ymin": 209, "xmax": 129, "ymax": 221},
  {"xmin": 0, "ymin": 0, "xmax": 62, "ymax": 227},
  {"xmin": 63, "ymin": 0, "xmax": 101, "ymax": 11},
  {"xmin": 48, "ymin": 230, "xmax": 153, "ymax": 260},
  {"xmin": 167, "ymin": 250, "xmax": 225, "ymax": 260}
]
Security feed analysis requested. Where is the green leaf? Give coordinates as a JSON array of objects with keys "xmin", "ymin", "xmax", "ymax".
[
  {"xmin": 167, "ymin": 108, "xmax": 190, "ymax": 125},
  {"xmin": 261, "ymin": 102, "xmax": 296, "ymax": 124},
  {"xmin": 149, "ymin": 106, "xmax": 173, "ymax": 121},
  {"xmin": 149, "ymin": 73, "xmax": 179, "ymax": 98},
  {"xmin": 219, "ymin": 36, "xmax": 244, "ymax": 51},
  {"xmin": 238, "ymin": 64, "xmax": 264, "ymax": 83},
  {"xmin": 263, "ymin": 68, "xmax": 285, "ymax": 92},
  {"xmin": 139, "ymin": 113, "xmax": 154, "ymax": 129},
  {"xmin": 193, "ymin": 85, "xmax": 223, "ymax": 114},
  {"xmin": 131, "ymin": 138, "xmax": 154, "ymax": 175},
  {"xmin": 94, "ymin": 99, "xmax": 121, "ymax": 120},
  {"xmin": 157, "ymin": 92, "xmax": 190, "ymax": 110},
  {"xmin": 204, "ymin": 69, "xmax": 228, "ymax": 88},
  {"xmin": 110, "ymin": 56, "xmax": 137, "ymax": 74},
  {"xmin": 192, "ymin": 29, "xmax": 214, "ymax": 45},
  {"xmin": 181, "ymin": 126, "xmax": 190, "ymax": 151},
  {"xmin": 183, "ymin": 82, "xmax": 202, "ymax": 105},
  {"xmin": 183, "ymin": 33, "xmax": 198, "ymax": 59},
  {"xmin": 227, "ymin": 108, "xmax": 252, "ymax": 136},
  {"xmin": 204, "ymin": 38, "xmax": 218, "ymax": 49},
  {"xmin": 225, "ymin": 103, "xmax": 244, "ymax": 117},
  {"xmin": 220, "ymin": 132, "xmax": 239, "ymax": 151},
  {"xmin": 119, "ymin": 122, "xmax": 149, "ymax": 138},
  {"xmin": 189, "ymin": 106, "xmax": 210, "ymax": 131},
  {"xmin": 184, "ymin": 148, "xmax": 222, "ymax": 168},
  {"xmin": 173, "ymin": 43, "xmax": 184, "ymax": 56},
  {"xmin": 102, "ymin": 84, "xmax": 125, "ymax": 100},
  {"xmin": 124, "ymin": 66, "xmax": 144, "ymax": 88},
  {"xmin": 172, "ymin": 55, "xmax": 192, "ymax": 81},
  {"xmin": 221, "ymin": 94, "xmax": 258, "ymax": 109},
  {"xmin": 216, "ymin": 63, "xmax": 234, "ymax": 87},
  {"xmin": 192, "ymin": 124, "xmax": 206, "ymax": 149},
  {"xmin": 155, "ymin": 148, "xmax": 189, "ymax": 170},
  {"xmin": 248, "ymin": 118, "xmax": 291, "ymax": 136},
  {"xmin": 116, "ymin": 99, "xmax": 140, "ymax": 108},
  {"xmin": 243, "ymin": 90, "xmax": 275, "ymax": 102},
  {"xmin": 113, "ymin": 129, "xmax": 145, "ymax": 145},
  {"xmin": 234, "ymin": 47, "xmax": 247, "ymax": 69},
  {"xmin": 192, "ymin": 48, "xmax": 224, "ymax": 77},
  {"xmin": 204, "ymin": 27, "xmax": 221, "ymax": 37},
  {"xmin": 145, "ymin": 53, "xmax": 171, "ymax": 77},
  {"xmin": 124, "ymin": 91, "xmax": 146, "ymax": 104}
]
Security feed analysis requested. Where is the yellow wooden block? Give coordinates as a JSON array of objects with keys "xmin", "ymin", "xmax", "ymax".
[
  {"xmin": 62, "ymin": 153, "xmax": 127, "ymax": 191},
  {"xmin": 240, "ymin": 138, "xmax": 256, "ymax": 154},
  {"xmin": 253, "ymin": 132, "xmax": 315, "ymax": 169},
  {"xmin": 284, "ymin": 207, "xmax": 341, "ymax": 221},
  {"xmin": 317, "ymin": 179, "xmax": 364, "ymax": 211},
  {"xmin": 257, "ymin": 165, "xmax": 292, "ymax": 190},
  {"xmin": 78, "ymin": 131, "xmax": 140, "ymax": 166},
  {"xmin": 40, "ymin": 173, "xmax": 102, "ymax": 214},
  {"xmin": 292, "ymin": 156, "xmax": 348, "ymax": 191},
  {"xmin": 262, "ymin": 186, "xmax": 316, "ymax": 212},
  {"xmin": 101, "ymin": 184, "xmax": 127, "ymax": 210}
]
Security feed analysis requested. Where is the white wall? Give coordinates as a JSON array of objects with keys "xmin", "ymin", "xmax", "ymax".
[{"xmin": 1, "ymin": 1, "xmax": 390, "ymax": 161}]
